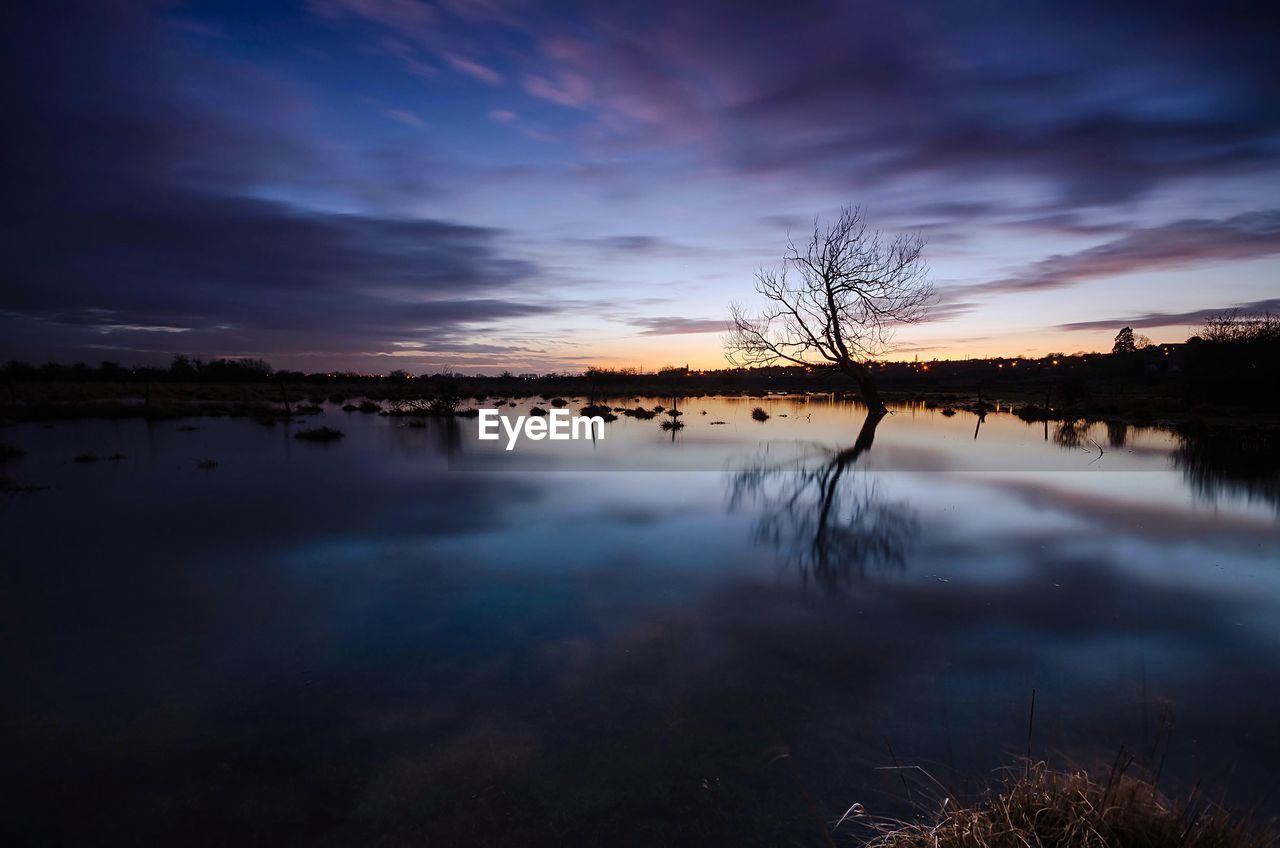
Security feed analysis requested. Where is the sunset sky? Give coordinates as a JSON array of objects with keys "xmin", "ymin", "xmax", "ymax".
[{"xmin": 4, "ymin": 1, "xmax": 1278, "ymax": 373}]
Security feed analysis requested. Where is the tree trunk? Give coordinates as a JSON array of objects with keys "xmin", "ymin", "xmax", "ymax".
[{"xmin": 843, "ymin": 363, "xmax": 887, "ymax": 414}]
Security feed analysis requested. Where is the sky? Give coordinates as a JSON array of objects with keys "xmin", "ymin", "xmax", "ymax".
[{"xmin": 3, "ymin": 0, "xmax": 1279, "ymax": 374}]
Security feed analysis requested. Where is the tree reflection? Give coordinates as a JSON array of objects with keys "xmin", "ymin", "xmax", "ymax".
[
  {"xmin": 1053, "ymin": 418, "xmax": 1087, "ymax": 448},
  {"xmin": 1104, "ymin": 420, "xmax": 1130, "ymax": 449},
  {"xmin": 729, "ymin": 411, "xmax": 917, "ymax": 594},
  {"xmin": 1174, "ymin": 425, "xmax": 1280, "ymax": 512}
]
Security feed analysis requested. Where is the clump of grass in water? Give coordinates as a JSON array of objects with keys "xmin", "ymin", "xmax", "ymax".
[
  {"xmin": 1015, "ymin": 404, "xmax": 1055, "ymax": 422},
  {"xmin": 1, "ymin": 442, "xmax": 43, "ymax": 492},
  {"xmin": 660, "ymin": 419, "xmax": 684, "ymax": 431},
  {"xmin": 73, "ymin": 453, "xmax": 100, "ymax": 463},
  {"xmin": 529, "ymin": 406, "xmax": 548, "ymax": 417},
  {"xmin": 847, "ymin": 761, "xmax": 1272, "ymax": 848},
  {"xmin": 941, "ymin": 407, "xmax": 957, "ymax": 417},
  {"xmin": 751, "ymin": 407, "xmax": 770, "ymax": 422},
  {"xmin": 622, "ymin": 406, "xmax": 656, "ymax": 420},
  {"xmin": 294, "ymin": 426, "xmax": 345, "ymax": 442}
]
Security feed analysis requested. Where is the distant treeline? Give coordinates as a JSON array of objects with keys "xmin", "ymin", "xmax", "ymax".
[{"xmin": 4, "ymin": 315, "xmax": 1277, "ymax": 410}]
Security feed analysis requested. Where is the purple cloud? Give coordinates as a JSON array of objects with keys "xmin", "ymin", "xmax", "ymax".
[
  {"xmin": 968, "ymin": 210, "xmax": 1280, "ymax": 295},
  {"xmin": 1056, "ymin": 298, "xmax": 1280, "ymax": 333},
  {"xmin": 630, "ymin": 317, "xmax": 727, "ymax": 336}
]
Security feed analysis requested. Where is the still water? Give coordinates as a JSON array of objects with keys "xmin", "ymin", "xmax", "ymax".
[{"xmin": 2, "ymin": 396, "xmax": 1277, "ymax": 845}]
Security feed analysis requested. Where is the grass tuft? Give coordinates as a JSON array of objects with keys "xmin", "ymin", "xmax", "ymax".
[
  {"xmin": 294, "ymin": 426, "xmax": 345, "ymax": 442},
  {"xmin": 751, "ymin": 407, "xmax": 770, "ymax": 422},
  {"xmin": 853, "ymin": 762, "xmax": 1273, "ymax": 848}
]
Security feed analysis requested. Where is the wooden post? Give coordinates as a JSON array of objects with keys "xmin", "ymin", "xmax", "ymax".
[{"xmin": 278, "ymin": 381, "xmax": 292, "ymax": 416}]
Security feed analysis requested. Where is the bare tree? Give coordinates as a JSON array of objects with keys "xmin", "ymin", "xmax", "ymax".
[{"xmin": 726, "ymin": 206, "xmax": 933, "ymax": 414}]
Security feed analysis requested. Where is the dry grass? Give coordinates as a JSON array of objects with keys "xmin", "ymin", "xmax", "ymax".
[{"xmin": 849, "ymin": 762, "xmax": 1272, "ymax": 848}]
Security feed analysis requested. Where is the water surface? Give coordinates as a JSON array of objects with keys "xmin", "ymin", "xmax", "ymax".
[{"xmin": 2, "ymin": 396, "xmax": 1277, "ymax": 845}]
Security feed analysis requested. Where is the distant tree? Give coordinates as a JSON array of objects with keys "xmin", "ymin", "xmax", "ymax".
[
  {"xmin": 169, "ymin": 354, "xmax": 202, "ymax": 379},
  {"xmin": 1112, "ymin": 327, "xmax": 1136, "ymax": 354},
  {"xmin": 726, "ymin": 206, "xmax": 934, "ymax": 414},
  {"xmin": 1200, "ymin": 310, "xmax": 1280, "ymax": 345},
  {"xmin": 1133, "ymin": 333, "xmax": 1153, "ymax": 350},
  {"xmin": 1181, "ymin": 310, "xmax": 1280, "ymax": 410}
]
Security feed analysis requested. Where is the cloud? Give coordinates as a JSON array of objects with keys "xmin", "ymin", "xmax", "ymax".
[
  {"xmin": 0, "ymin": 3, "xmax": 552, "ymax": 367},
  {"xmin": 386, "ymin": 108, "xmax": 424, "ymax": 127},
  {"xmin": 509, "ymin": 1, "xmax": 1280, "ymax": 209},
  {"xmin": 564, "ymin": 235, "xmax": 709, "ymax": 258},
  {"xmin": 488, "ymin": 109, "xmax": 517, "ymax": 123},
  {"xmin": 1056, "ymin": 298, "xmax": 1280, "ymax": 332},
  {"xmin": 310, "ymin": 0, "xmax": 439, "ymax": 46},
  {"xmin": 522, "ymin": 70, "xmax": 591, "ymax": 108},
  {"xmin": 918, "ymin": 300, "xmax": 980, "ymax": 323},
  {"xmin": 629, "ymin": 317, "xmax": 726, "ymax": 336},
  {"xmin": 443, "ymin": 51, "xmax": 502, "ymax": 85},
  {"xmin": 966, "ymin": 210, "xmax": 1280, "ymax": 295}
]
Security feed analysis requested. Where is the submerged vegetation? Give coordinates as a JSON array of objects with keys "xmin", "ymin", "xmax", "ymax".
[
  {"xmin": 0, "ymin": 440, "xmax": 40, "ymax": 492},
  {"xmin": 853, "ymin": 761, "xmax": 1273, "ymax": 848},
  {"xmin": 294, "ymin": 426, "xmax": 345, "ymax": 442}
]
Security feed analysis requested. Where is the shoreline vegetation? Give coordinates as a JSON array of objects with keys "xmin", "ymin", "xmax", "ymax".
[
  {"xmin": 1, "ymin": 362, "xmax": 1275, "ymax": 431},
  {"xmin": 2, "ymin": 310, "xmax": 1276, "ymax": 428},
  {"xmin": 850, "ymin": 761, "xmax": 1274, "ymax": 848}
]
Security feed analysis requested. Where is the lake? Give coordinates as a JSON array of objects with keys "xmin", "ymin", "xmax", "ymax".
[{"xmin": 2, "ymin": 396, "xmax": 1277, "ymax": 845}]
